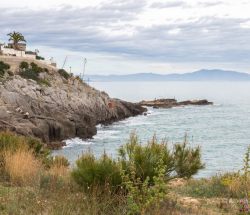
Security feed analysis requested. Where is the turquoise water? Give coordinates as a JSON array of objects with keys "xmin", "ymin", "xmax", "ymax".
[{"xmin": 53, "ymin": 82, "xmax": 250, "ymax": 178}]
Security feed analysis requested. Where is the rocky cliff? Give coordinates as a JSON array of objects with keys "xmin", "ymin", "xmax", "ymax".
[{"xmin": 0, "ymin": 57, "xmax": 146, "ymax": 147}]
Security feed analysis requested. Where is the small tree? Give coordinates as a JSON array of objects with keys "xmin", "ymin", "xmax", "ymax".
[
  {"xmin": 72, "ymin": 152, "xmax": 122, "ymax": 191},
  {"xmin": 119, "ymin": 133, "xmax": 174, "ymax": 184},
  {"xmin": 19, "ymin": 61, "xmax": 29, "ymax": 70},
  {"xmin": 173, "ymin": 135, "xmax": 205, "ymax": 178},
  {"xmin": 121, "ymin": 151, "xmax": 167, "ymax": 214},
  {"xmin": 7, "ymin": 31, "xmax": 26, "ymax": 50}
]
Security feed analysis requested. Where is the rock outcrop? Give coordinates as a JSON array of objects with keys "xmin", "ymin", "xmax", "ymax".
[
  {"xmin": 0, "ymin": 57, "xmax": 146, "ymax": 148},
  {"xmin": 139, "ymin": 98, "xmax": 213, "ymax": 109}
]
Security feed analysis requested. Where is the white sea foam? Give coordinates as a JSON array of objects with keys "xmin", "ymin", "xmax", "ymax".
[
  {"xmin": 213, "ymin": 103, "xmax": 221, "ymax": 106},
  {"xmin": 119, "ymin": 116, "xmax": 154, "ymax": 126},
  {"xmin": 63, "ymin": 138, "xmax": 93, "ymax": 148},
  {"xmin": 96, "ymin": 124, "xmax": 102, "ymax": 128},
  {"xmin": 93, "ymin": 129, "xmax": 121, "ymax": 140}
]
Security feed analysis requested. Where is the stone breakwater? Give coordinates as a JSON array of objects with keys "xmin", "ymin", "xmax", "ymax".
[
  {"xmin": 139, "ymin": 99, "xmax": 213, "ymax": 109},
  {"xmin": 0, "ymin": 57, "xmax": 146, "ymax": 148}
]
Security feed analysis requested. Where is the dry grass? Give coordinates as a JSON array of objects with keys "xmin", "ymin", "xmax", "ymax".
[
  {"xmin": 3, "ymin": 148, "xmax": 42, "ymax": 186},
  {"xmin": 49, "ymin": 165, "xmax": 69, "ymax": 178}
]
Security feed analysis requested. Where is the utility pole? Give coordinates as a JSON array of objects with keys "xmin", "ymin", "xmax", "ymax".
[
  {"xmin": 82, "ymin": 58, "xmax": 87, "ymax": 80},
  {"xmin": 62, "ymin": 56, "xmax": 68, "ymax": 69}
]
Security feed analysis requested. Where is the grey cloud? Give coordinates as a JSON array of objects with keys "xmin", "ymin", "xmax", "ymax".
[
  {"xmin": 196, "ymin": 1, "xmax": 224, "ymax": 7},
  {"xmin": 151, "ymin": 1, "xmax": 224, "ymax": 9},
  {"xmin": 1, "ymin": 4, "xmax": 250, "ymax": 63},
  {"xmin": 150, "ymin": 1, "xmax": 186, "ymax": 8},
  {"xmin": 131, "ymin": 17, "xmax": 250, "ymax": 62},
  {"xmin": 100, "ymin": 0, "xmax": 147, "ymax": 11}
]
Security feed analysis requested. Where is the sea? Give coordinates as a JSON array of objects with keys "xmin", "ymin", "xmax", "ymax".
[{"xmin": 53, "ymin": 81, "xmax": 250, "ymax": 178}]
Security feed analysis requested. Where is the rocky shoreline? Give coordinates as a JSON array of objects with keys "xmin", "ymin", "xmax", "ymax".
[
  {"xmin": 0, "ymin": 57, "xmax": 213, "ymax": 149},
  {"xmin": 0, "ymin": 57, "xmax": 146, "ymax": 149},
  {"xmin": 139, "ymin": 98, "xmax": 213, "ymax": 109}
]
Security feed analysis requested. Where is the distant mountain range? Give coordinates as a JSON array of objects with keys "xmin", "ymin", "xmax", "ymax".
[{"xmin": 85, "ymin": 69, "xmax": 250, "ymax": 82}]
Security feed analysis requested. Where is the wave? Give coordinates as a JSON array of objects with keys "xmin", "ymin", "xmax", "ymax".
[
  {"xmin": 93, "ymin": 129, "xmax": 121, "ymax": 140},
  {"xmin": 63, "ymin": 138, "xmax": 93, "ymax": 148}
]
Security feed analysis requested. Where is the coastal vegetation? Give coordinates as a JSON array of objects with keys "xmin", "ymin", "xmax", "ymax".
[
  {"xmin": 19, "ymin": 61, "xmax": 51, "ymax": 86},
  {"xmin": 0, "ymin": 131, "xmax": 249, "ymax": 214},
  {"xmin": 7, "ymin": 31, "xmax": 26, "ymax": 50},
  {"xmin": 58, "ymin": 68, "xmax": 71, "ymax": 80},
  {"xmin": 0, "ymin": 61, "xmax": 11, "ymax": 78}
]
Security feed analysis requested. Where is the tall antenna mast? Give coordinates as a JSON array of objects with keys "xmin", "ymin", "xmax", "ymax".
[
  {"xmin": 62, "ymin": 56, "xmax": 68, "ymax": 69},
  {"xmin": 82, "ymin": 58, "xmax": 87, "ymax": 79}
]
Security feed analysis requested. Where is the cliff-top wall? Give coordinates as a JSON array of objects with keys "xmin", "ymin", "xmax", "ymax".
[{"xmin": 0, "ymin": 56, "xmax": 56, "ymax": 74}]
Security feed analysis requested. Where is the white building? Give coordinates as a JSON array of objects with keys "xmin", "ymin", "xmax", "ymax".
[
  {"xmin": 0, "ymin": 43, "xmax": 57, "ymax": 67},
  {"xmin": 0, "ymin": 44, "xmax": 36, "ymax": 59}
]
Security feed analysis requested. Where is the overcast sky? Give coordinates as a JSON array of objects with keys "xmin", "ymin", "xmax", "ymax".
[{"xmin": 1, "ymin": 0, "xmax": 250, "ymax": 75}]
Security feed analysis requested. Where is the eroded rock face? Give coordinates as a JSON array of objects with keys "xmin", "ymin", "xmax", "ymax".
[{"xmin": 0, "ymin": 59, "xmax": 146, "ymax": 147}]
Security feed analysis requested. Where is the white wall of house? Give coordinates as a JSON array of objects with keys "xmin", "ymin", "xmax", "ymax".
[
  {"xmin": 1, "ymin": 47, "xmax": 36, "ymax": 59},
  {"xmin": 0, "ymin": 46, "xmax": 57, "ymax": 68}
]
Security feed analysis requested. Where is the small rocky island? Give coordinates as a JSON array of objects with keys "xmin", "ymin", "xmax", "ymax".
[{"xmin": 139, "ymin": 98, "xmax": 213, "ymax": 109}]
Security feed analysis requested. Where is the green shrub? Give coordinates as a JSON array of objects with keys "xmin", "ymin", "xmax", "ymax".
[
  {"xmin": 71, "ymin": 133, "xmax": 204, "ymax": 193},
  {"xmin": 37, "ymin": 79, "xmax": 51, "ymax": 87},
  {"xmin": 19, "ymin": 61, "xmax": 29, "ymax": 70},
  {"xmin": 0, "ymin": 70, "xmax": 4, "ymax": 77},
  {"xmin": 19, "ymin": 62, "xmax": 50, "ymax": 86},
  {"xmin": 119, "ymin": 134, "xmax": 204, "ymax": 184},
  {"xmin": 173, "ymin": 136, "xmax": 205, "ymax": 178},
  {"xmin": 0, "ymin": 61, "xmax": 10, "ymax": 77},
  {"xmin": 121, "ymin": 150, "xmax": 168, "ymax": 214},
  {"xmin": 19, "ymin": 69, "xmax": 39, "ymax": 81},
  {"xmin": 30, "ymin": 62, "xmax": 38, "ymax": 70},
  {"xmin": 119, "ymin": 134, "xmax": 174, "ymax": 184},
  {"xmin": 36, "ymin": 56, "xmax": 45, "ymax": 60},
  {"xmin": 58, "ymin": 69, "xmax": 70, "ymax": 80},
  {"xmin": 72, "ymin": 152, "xmax": 122, "ymax": 190}
]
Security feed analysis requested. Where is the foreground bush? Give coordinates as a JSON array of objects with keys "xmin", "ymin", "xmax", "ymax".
[
  {"xmin": 41, "ymin": 156, "xmax": 71, "ymax": 191},
  {"xmin": 72, "ymin": 153, "xmax": 122, "ymax": 190},
  {"xmin": 122, "ymin": 150, "xmax": 168, "ymax": 214},
  {"xmin": 4, "ymin": 148, "xmax": 42, "ymax": 186},
  {"xmin": 119, "ymin": 133, "xmax": 204, "ymax": 184},
  {"xmin": 47, "ymin": 156, "xmax": 70, "ymax": 182},
  {"xmin": 0, "ymin": 131, "xmax": 51, "ymax": 167},
  {"xmin": 72, "ymin": 134, "xmax": 204, "ymax": 192},
  {"xmin": 173, "ymin": 136, "xmax": 205, "ymax": 178},
  {"xmin": 119, "ymin": 134, "xmax": 174, "ymax": 184}
]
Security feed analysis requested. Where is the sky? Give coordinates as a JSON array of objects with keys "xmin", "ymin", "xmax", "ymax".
[{"xmin": 1, "ymin": 0, "xmax": 250, "ymax": 75}]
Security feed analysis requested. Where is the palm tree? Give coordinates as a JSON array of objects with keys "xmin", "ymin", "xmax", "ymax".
[{"xmin": 7, "ymin": 31, "xmax": 26, "ymax": 50}]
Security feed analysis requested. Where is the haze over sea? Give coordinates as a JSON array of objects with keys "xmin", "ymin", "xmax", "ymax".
[{"xmin": 53, "ymin": 81, "xmax": 250, "ymax": 178}]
